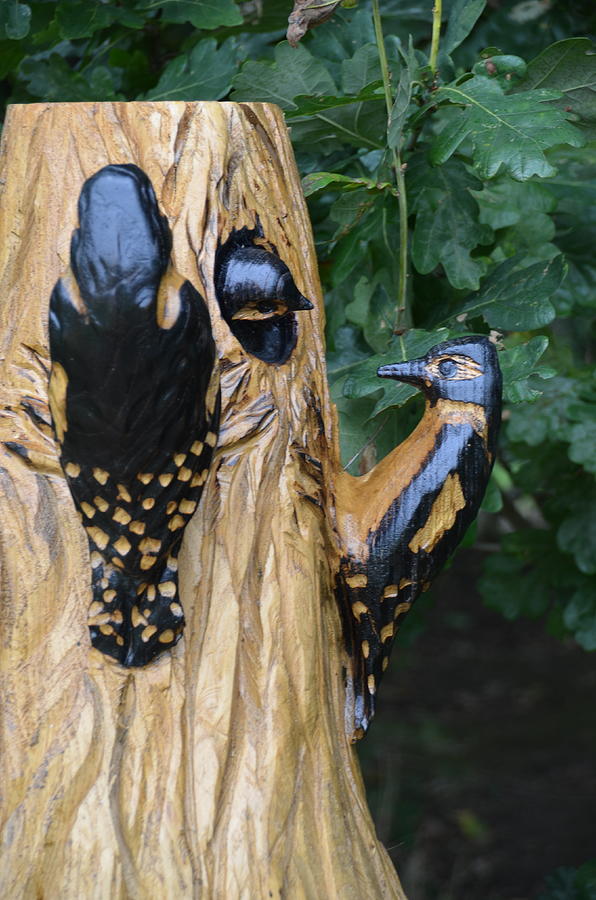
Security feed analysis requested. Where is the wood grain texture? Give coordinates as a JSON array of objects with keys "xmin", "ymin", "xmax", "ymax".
[{"xmin": 0, "ymin": 102, "xmax": 405, "ymax": 899}]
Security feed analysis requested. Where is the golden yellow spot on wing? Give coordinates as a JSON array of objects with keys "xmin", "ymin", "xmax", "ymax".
[
  {"xmin": 159, "ymin": 473, "xmax": 174, "ymax": 487},
  {"xmin": 190, "ymin": 470, "xmax": 207, "ymax": 488},
  {"xmin": 114, "ymin": 536, "xmax": 131, "ymax": 556},
  {"xmin": 94, "ymin": 496, "xmax": 109, "ymax": 512},
  {"xmin": 168, "ymin": 515, "xmax": 185, "ymax": 531},
  {"xmin": 383, "ymin": 584, "xmax": 398, "ymax": 599},
  {"xmin": 206, "ymin": 369, "xmax": 219, "ymax": 417},
  {"xmin": 65, "ymin": 461, "xmax": 80, "ymax": 478},
  {"xmin": 147, "ymin": 585, "xmax": 156, "ymax": 601},
  {"xmin": 92, "ymin": 468, "xmax": 109, "ymax": 485},
  {"xmin": 116, "ymin": 636, "xmax": 124, "ymax": 646},
  {"xmin": 103, "ymin": 589, "xmax": 116, "ymax": 602},
  {"xmin": 159, "ymin": 581, "xmax": 176, "ymax": 598},
  {"xmin": 205, "ymin": 431, "xmax": 217, "ymax": 448},
  {"xmin": 381, "ymin": 623, "xmax": 394, "ymax": 642},
  {"xmin": 111, "ymin": 610, "xmax": 123, "ymax": 625},
  {"xmin": 90, "ymin": 551, "xmax": 102, "ymax": 568},
  {"xmin": 174, "ymin": 453, "xmax": 186, "ymax": 467},
  {"xmin": 81, "ymin": 502, "xmax": 95, "ymax": 519},
  {"xmin": 140, "ymin": 555, "xmax": 157, "ymax": 570},
  {"xmin": 367, "ymin": 675, "xmax": 376, "ymax": 695},
  {"xmin": 141, "ymin": 625, "xmax": 157, "ymax": 643},
  {"xmin": 409, "ymin": 472, "xmax": 466, "ymax": 554},
  {"xmin": 362, "ymin": 640, "xmax": 370, "ymax": 658},
  {"xmin": 100, "ymin": 577, "xmax": 109, "ymax": 589},
  {"xmin": 352, "ymin": 601, "xmax": 368, "ymax": 621},
  {"xmin": 156, "ymin": 267, "xmax": 183, "ymax": 329},
  {"xmin": 99, "ymin": 624, "xmax": 114, "ymax": 636},
  {"xmin": 170, "ymin": 602, "xmax": 183, "ymax": 617},
  {"xmin": 382, "ymin": 657, "xmax": 389, "ymax": 671},
  {"xmin": 89, "ymin": 613, "xmax": 111, "ymax": 626},
  {"xmin": 177, "ymin": 467, "xmax": 192, "ymax": 482},
  {"xmin": 158, "ymin": 629, "xmax": 175, "ymax": 644},
  {"xmin": 190, "ymin": 440, "xmax": 203, "ymax": 455},
  {"xmin": 143, "ymin": 608, "xmax": 151, "ymax": 618},
  {"xmin": 346, "ymin": 573, "xmax": 368, "ymax": 588},
  {"xmin": 112, "ymin": 557, "xmax": 124, "ymax": 569},
  {"xmin": 142, "ymin": 497, "xmax": 155, "ymax": 511},
  {"xmin": 166, "ymin": 557, "xmax": 178, "ymax": 572},
  {"xmin": 399, "ymin": 578, "xmax": 413, "ymax": 590},
  {"xmin": 49, "ymin": 363, "xmax": 69, "ymax": 443},
  {"xmin": 117, "ymin": 484, "xmax": 132, "ymax": 503},
  {"xmin": 179, "ymin": 499, "xmax": 197, "ymax": 515},
  {"xmin": 138, "ymin": 472, "xmax": 153, "ymax": 485},
  {"xmin": 86, "ymin": 526, "xmax": 109, "ymax": 550},
  {"xmin": 394, "ymin": 602, "xmax": 410, "ymax": 619},
  {"xmin": 136, "ymin": 582, "xmax": 147, "ymax": 595},
  {"xmin": 113, "ymin": 507, "xmax": 131, "ymax": 525},
  {"xmin": 88, "ymin": 601, "xmax": 103, "ymax": 617},
  {"xmin": 167, "ymin": 501, "xmax": 177, "ymax": 514},
  {"xmin": 131, "ymin": 606, "xmax": 147, "ymax": 628},
  {"xmin": 130, "ymin": 521, "xmax": 145, "ymax": 535},
  {"xmin": 139, "ymin": 537, "xmax": 161, "ymax": 554}
]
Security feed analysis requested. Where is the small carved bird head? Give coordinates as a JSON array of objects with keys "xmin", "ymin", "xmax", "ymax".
[{"xmin": 377, "ymin": 336, "xmax": 501, "ymax": 410}]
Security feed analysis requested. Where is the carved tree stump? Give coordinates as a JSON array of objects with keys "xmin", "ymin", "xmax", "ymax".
[{"xmin": 0, "ymin": 103, "xmax": 406, "ymax": 899}]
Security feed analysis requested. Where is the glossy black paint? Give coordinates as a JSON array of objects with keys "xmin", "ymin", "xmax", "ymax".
[
  {"xmin": 214, "ymin": 224, "xmax": 313, "ymax": 364},
  {"xmin": 49, "ymin": 164, "xmax": 220, "ymax": 667},
  {"xmin": 338, "ymin": 337, "xmax": 502, "ymax": 736}
]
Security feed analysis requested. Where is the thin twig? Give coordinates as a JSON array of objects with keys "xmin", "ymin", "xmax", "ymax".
[{"xmin": 429, "ymin": 0, "xmax": 443, "ymax": 75}]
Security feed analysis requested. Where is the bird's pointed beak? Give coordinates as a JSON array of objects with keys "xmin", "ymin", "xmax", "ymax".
[
  {"xmin": 288, "ymin": 292, "xmax": 314, "ymax": 312},
  {"xmin": 377, "ymin": 358, "xmax": 426, "ymax": 385}
]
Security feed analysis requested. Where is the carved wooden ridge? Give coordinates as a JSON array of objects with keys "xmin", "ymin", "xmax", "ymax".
[{"xmin": 0, "ymin": 102, "xmax": 500, "ymax": 899}]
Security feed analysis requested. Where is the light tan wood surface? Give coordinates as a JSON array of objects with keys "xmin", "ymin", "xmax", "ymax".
[{"xmin": 0, "ymin": 102, "xmax": 405, "ymax": 899}]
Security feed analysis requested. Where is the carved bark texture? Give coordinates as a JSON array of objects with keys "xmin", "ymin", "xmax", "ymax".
[{"xmin": 0, "ymin": 102, "xmax": 405, "ymax": 899}]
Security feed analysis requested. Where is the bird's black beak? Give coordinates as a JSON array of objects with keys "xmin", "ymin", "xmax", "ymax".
[
  {"xmin": 278, "ymin": 272, "xmax": 314, "ymax": 311},
  {"xmin": 288, "ymin": 293, "xmax": 314, "ymax": 311},
  {"xmin": 377, "ymin": 358, "xmax": 426, "ymax": 386}
]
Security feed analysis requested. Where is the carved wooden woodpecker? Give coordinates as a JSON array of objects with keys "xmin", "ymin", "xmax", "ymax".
[{"xmin": 336, "ymin": 337, "xmax": 502, "ymax": 738}]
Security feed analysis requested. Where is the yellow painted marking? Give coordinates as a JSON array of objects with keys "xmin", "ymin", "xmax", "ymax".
[
  {"xmin": 103, "ymin": 589, "xmax": 116, "ymax": 602},
  {"xmin": 140, "ymin": 555, "xmax": 156, "ymax": 570},
  {"xmin": 367, "ymin": 675, "xmax": 376, "ymax": 695},
  {"xmin": 177, "ymin": 467, "xmax": 192, "ymax": 482},
  {"xmin": 137, "ymin": 473, "xmax": 153, "ymax": 485},
  {"xmin": 129, "ymin": 520, "xmax": 145, "ymax": 535},
  {"xmin": 101, "ymin": 577, "xmax": 109, "ymax": 589},
  {"xmin": 114, "ymin": 536, "xmax": 131, "ymax": 556},
  {"xmin": 168, "ymin": 515, "xmax": 185, "ymax": 531},
  {"xmin": 190, "ymin": 470, "xmax": 207, "ymax": 488},
  {"xmin": 394, "ymin": 602, "xmax": 410, "ymax": 619},
  {"xmin": 94, "ymin": 496, "xmax": 109, "ymax": 512},
  {"xmin": 142, "ymin": 497, "xmax": 155, "ymax": 510},
  {"xmin": 159, "ymin": 473, "xmax": 174, "ymax": 487},
  {"xmin": 141, "ymin": 625, "xmax": 157, "ymax": 643},
  {"xmin": 87, "ymin": 527, "xmax": 109, "ymax": 550},
  {"xmin": 147, "ymin": 585, "xmax": 157, "ymax": 601},
  {"xmin": 81, "ymin": 502, "xmax": 95, "ymax": 519},
  {"xmin": 382, "ymin": 657, "xmax": 389, "ymax": 671},
  {"xmin": 92, "ymin": 468, "xmax": 109, "ymax": 485},
  {"xmin": 409, "ymin": 472, "xmax": 466, "ymax": 554},
  {"xmin": 88, "ymin": 601, "xmax": 103, "ymax": 617},
  {"xmin": 167, "ymin": 557, "xmax": 178, "ymax": 572},
  {"xmin": 174, "ymin": 453, "xmax": 186, "ymax": 466},
  {"xmin": 205, "ymin": 431, "xmax": 217, "ymax": 448},
  {"xmin": 49, "ymin": 363, "xmax": 69, "ymax": 442},
  {"xmin": 156, "ymin": 267, "xmax": 183, "ymax": 329},
  {"xmin": 65, "ymin": 461, "xmax": 80, "ymax": 478},
  {"xmin": 167, "ymin": 501, "xmax": 177, "ymax": 515},
  {"xmin": 352, "ymin": 601, "xmax": 368, "ymax": 621},
  {"xmin": 422, "ymin": 581, "xmax": 431, "ymax": 593},
  {"xmin": 179, "ymin": 499, "xmax": 197, "ymax": 515},
  {"xmin": 159, "ymin": 581, "xmax": 176, "ymax": 598},
  {"xmin": 206, "ymin": 369, "xmax": 219, "ymax": 417},
  {"xmin": 117, "ymin": 484, "xmax": 132, "ymax": 503},
  {"xmin": 143, "ymin": 608, "xmax": 151, "ymax": 618},
  {"xmin": 89, "ymin": 613, "xmax": 111, "ymax": 626},
  {"xmin": 116, "ymin": 636, "xmax": 124, "ymax": 646},
  {"xmin": 381, "ymin": 623, "xmax": 394, "ymax": 642},
  {"xmin": 383, "ymin": 584, "xmax": 398, "ymax": 599},
  {"xmin": 90, "ymin": 551, "xmax": 102, "ymax": 568},
  {"xmin": 190, "ymin": 441, "xmax": 203, "ymax": 455},
  {"xmin": 158, "ymin": 629, "xmax": 175, "ymax": 644},
  {"xmin": 362, "ymin": 640, "xmax": 370, "ymax": 659},
  {"xmin": 112, "ymin": 557, "xmax": 124, "ymax": 569},
  {"xmin": 136, "ymin": 582, "xmax": 147, "ymax": 596},
  {"xmin": 113, "ymin": 507, "xmax": 131, "ymax": 525},
  {"xmin": 111, "ymin": 610, "xmax": 123, "ymax": 625},
  {"xmin": 99, "ymin": 624, "xmax": 114, "ymax": 636},
  {"xmin": 131, "ymin": 606, "xmax": 147, "ymax": 628},
  {"xmin": 139, "ymin": 537, "xmax": 161, "ymax": 554},
  {"xmin": 346, "ymin": 573, "xmax": 368, "ymax": 588},
  {"xmin": 399, "ymin": 578, "xmax": 413, "ymax": 590},
  {"xmin": 170, "ymin": 602, "xmax": 183, "ymax": 617}
]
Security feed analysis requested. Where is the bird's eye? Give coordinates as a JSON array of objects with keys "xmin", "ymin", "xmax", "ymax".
[
  {"xmin": 438, "ymin": 359, "xmax": 457, "ymax": 377},
  {"xmin": 257, "ymin": 300, "xmax": 276, "ymax": 314}
]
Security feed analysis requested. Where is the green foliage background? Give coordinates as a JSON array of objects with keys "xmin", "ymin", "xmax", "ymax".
[{"xmin": 1, "ymin": 0, "xmax": 595, "ymax": 893}]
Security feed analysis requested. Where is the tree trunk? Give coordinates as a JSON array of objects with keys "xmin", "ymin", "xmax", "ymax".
[{"xmin": 0, "ymin": 102, "xmax": 405, "ymax": 899}]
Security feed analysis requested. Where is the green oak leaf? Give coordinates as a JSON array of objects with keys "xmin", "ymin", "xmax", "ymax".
[
  {"xmin": 431, "ymin": 75, "xmax": 584, "ymax": 180},
  {"xmin": 388, "ymin": 38, "xmax": 416, "ymax": 151},
  {"xmin": 558, "ymin": 497, "xmax": 596, "ymax": 575},
  {"xmin": 56, "ymin": 2, "xmax": 143, "ymax": 39},
  {"xmin": 519, "ymin": 38, "xmax": 596, "ymax": 132},
  {"xmin": 498, "ymin": 336, "xmax": 555, "ymax": 403},
  {"xmin": 135, "ymin": 0, "xmax": 242, "ymax": 29},
  {"xmin": 143, "ymin": 38, "xmax": 236, "ymax": 101},
  {"xmin": 302, "ymin": 172, "xmax": 396, "ymax": 197},
  {"xmin": 0, "ymin": 0, "xmax": 30, "ymax": 39},
  {"xmin": 444, "ymin": 0, "xmax": 486, "ymax": 54},
  {"xmin": 472, "ymin": 177, "xmax": 556, "ymax": 229},
  {"xmin": 232, "ymin": 42, "xmax": 336, "ymax": 110}
]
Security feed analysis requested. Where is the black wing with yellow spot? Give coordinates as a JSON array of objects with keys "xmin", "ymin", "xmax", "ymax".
[
  {"xmin": 48, "ymin": 164, "xmax": 220, "ymax": 667},
  {"xmin": 337, "ymin": 337, "xmax": 501, "ymax": 738}
]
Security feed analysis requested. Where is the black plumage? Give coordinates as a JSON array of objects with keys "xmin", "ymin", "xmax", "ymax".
[{"xmin": 48, "ymin": 164, "xmax": 220, "ymax": 666}]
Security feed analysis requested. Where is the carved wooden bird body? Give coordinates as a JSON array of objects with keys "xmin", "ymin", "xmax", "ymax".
[{"xmin": 336, "ymin": 337, "xmax": 502, "ymax": 737}]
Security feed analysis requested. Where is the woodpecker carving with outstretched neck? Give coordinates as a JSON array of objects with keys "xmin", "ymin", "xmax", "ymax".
[{"xmin": 336, "ymin": 336, "xmax": 502, "ymax": 739}]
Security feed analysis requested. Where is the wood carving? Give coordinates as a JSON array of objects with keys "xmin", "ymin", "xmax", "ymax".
[{"xmin": 0, "ymin": 101, "xmax": 500, "ymax": 899}]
